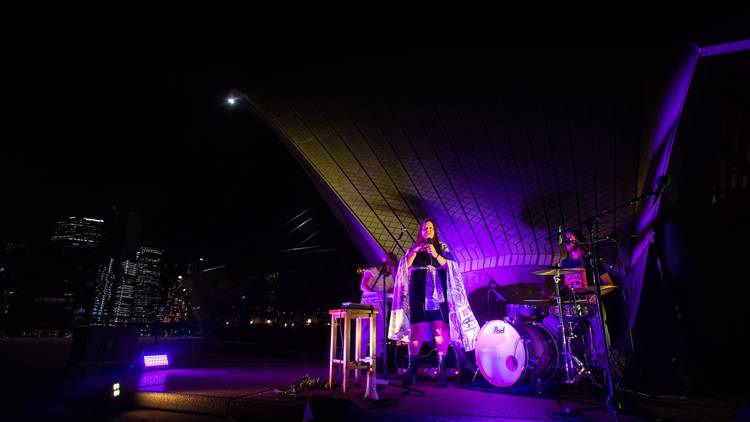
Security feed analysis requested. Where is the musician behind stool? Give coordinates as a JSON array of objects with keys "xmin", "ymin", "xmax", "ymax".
[
  {"xmin": 544, "ymin": 229, "xmax": 615, "ymax": 369},
  {"xmin": 359, "ymin": 253, "xmax": 397, "ymax": 371}
]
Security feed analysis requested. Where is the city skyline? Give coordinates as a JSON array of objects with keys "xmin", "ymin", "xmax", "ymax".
[
  {"xmin": 1, "ymin": 65, "xmax": 370, "ymax": 334},
  {"xmin": 0, "ymin": 201, "xmax": 365, "ymax": 336}
]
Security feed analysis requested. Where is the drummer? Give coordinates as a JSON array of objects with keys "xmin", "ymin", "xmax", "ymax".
[
  {"xmin": 560, "ymin": 230, "xmax": 614, "ymax": 294},
  {"xmin": 359, "ymin": 253, "xmax": 397, "ymax": 367},
  {"xmin": 545, "ymin": 230, "xmax": 615, "ymax": 369}
]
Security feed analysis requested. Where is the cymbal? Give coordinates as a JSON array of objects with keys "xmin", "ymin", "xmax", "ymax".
[
  {"xmin": 523, "ymin": 299, "xmax": 553, "ymax": 303},
  {"xmin": 561, "ymin": 298, "xmax": 589, "ymax": 304},
  {"xmin": 599, "ymin": 285, "xmax": 618, "ymax": 295},
  {"xmin": 533, "ymin": 267, "xmax": 585, "ymax": 276}
]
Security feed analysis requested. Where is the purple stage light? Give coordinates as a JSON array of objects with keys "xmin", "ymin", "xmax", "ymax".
[
  {"xmin": 143, "ymin": 354, "xmax": 169, "ymax": 367},
  {"xmin": 700, "ymin": 39, "xmax": 750, "ymax": 57}
]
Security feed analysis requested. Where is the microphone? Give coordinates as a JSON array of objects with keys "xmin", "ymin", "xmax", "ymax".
[
  {"xmin": 395, "ymin": 228, "xmax": 405, "ymax": 244},
  {"xmin": 488, "ymin": 288, "xmax": 506, "ymax": 302}
]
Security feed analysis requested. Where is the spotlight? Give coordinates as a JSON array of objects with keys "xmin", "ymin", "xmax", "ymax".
[
  {"xmin": 143, "ymin": 354, "xmax": 169, "ymax": 368},
  {"xmin": 112, "ymin": 382, "xmax": 121, "ymax": 398}
]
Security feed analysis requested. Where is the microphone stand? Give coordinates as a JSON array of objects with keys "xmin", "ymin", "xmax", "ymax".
[
  {"xmin": 370, "ymin": 230, "xmax": 404, "ymax": 381},
  {"xmin": 548, "ymin": 185, "xmax": 665, "ymax": 421}
]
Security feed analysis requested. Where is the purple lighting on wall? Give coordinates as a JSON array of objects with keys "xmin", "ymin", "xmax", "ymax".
[
  {"xmin": 699, "ymin": 39, "xmax": 750, "ymax": 57},
  {"xmin": 144, "ymin": 354, "xmax": 170, "ymax": 367},
  {"xmin": 612, "ymin": 41, "xmax": 749, "ymax": 352},
  {"xmin": 633, "ymin": 47, "xmax": 700, "ymax": 260}
]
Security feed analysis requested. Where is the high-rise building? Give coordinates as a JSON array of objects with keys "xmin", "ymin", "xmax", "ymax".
[
  {"xmin": 162, "ymin": 274, "xmax": 190, "ymax": 323},
  {"xmin": 132, "ymin": 247, "xmax": 164, "ymax": 325},
  {"xmin": 111, "ymin": 259, "xmax": 137, "ymax": 325},
  {"xmin": 103, "ymin": 210, "xmax": 143, "ymax": 260},
  {"xmin": 50, "ymin": 217, "xmax": 104, "ymax": 249},
  {"xmin": 40, "ymin": 216, "xmax": 106, "ymax": 333},
  {"xmin": 0, "ymin": 243, "xmax": 32, "ymax": 335},
  {"xmin": 90, "ymin": 258, "xmax": 117, "ymax": 324}
]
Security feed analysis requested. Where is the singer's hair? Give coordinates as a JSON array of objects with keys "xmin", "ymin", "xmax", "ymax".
[{"xmin": 415, "ymin": 218, "xmax": 441, "ymax": 247}]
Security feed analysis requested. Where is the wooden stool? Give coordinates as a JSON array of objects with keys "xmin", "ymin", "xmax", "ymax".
[{"xmin": 328, "ymin": 307, "xmax": 378, "ymax": 393}]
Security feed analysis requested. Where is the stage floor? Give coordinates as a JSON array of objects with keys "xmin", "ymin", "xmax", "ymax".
[{"xmin": 118, "ymin": 359, "xmax": 745, "ymax": 421}]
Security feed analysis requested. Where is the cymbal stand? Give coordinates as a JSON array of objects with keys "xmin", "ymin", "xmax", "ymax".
[
  {"xmin": 556, "ymin": 282, "xmax": 604, "ymax": 389},
  {"xmin": 553, "ymin": 269, "xmax": 577, "ymax": 385}
]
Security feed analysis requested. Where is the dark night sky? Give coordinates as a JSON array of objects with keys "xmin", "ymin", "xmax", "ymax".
[
  {"xmin": 1, "ymin": 53, "xmax": 367, "ymax": 270},
  {"xmin": 1, "ymin": 22, "xmax": 440, "ymax": 266}
]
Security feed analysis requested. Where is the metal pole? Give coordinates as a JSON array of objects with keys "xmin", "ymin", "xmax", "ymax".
[{"xmin": 586, "ymin": 220, "xmax": 620, "ymax": 420}]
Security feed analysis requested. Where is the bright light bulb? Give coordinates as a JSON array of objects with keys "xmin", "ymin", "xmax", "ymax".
[{"xmin": 227, "ymin": 97, "xmax": 237, "ymax": 105}]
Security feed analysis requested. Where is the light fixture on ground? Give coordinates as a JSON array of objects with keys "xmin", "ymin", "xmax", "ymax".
[{"xmin": 143, "ymin": 354, "xmax": 170, "ymax": 368}]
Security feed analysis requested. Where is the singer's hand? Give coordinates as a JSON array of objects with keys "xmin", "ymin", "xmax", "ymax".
[
  {"xmin": 426, "ymin": 244, "xmax": 438, "ymax": 258},
  {"xmin": 412, "ymin": 243, "xmax": 429, "ymax": 254},
  {"xmin": 408, "ymin": 244, "xmax": 423, "ymax": 257}
]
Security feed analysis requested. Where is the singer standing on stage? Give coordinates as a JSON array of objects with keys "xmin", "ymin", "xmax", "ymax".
[
  {"xmin": 359, "ymin": 253, "xmax": 397, "ymax": 368},
  {"xmin": 388, "ymin": 219, "xmax": 480, "ymax": 387}
]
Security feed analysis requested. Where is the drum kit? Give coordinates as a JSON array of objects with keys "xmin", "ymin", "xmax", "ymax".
[{"xmin": 473, "ymin": 266, "xmax": 618, "ymax": 393}]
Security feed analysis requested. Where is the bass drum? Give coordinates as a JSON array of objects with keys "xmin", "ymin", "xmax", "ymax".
[{"xmin": 474, "ymin": 319, "xmax": 559, "ymax": 388}]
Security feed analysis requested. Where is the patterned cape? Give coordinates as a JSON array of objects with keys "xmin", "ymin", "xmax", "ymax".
[{"xmin": 387, "ymin": 243, "xmax": 481, "ymax": 351}]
